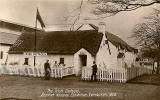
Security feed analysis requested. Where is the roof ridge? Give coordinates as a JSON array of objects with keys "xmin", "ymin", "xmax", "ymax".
[
  {"xmin": 76, "ymin": 23, "xmax": 98, "ymax": 31},
  {"xmin": 0, "ymin": 18, "xmax": 43, "ymax": 31}
]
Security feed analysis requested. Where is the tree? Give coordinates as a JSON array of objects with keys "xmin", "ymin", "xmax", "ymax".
[
  {"xmin": 132, "ymin": 9, "xmax": 160, "ymax": 49},
  {"xmin": 131, "ymin": 8, "xmax": 160, "ymax": 74},
  {"xmin": 66, "ymin": 0, "xmax": 160, "ymax": 30},
  {"xmin": 64, "ymin": 0, "xmax": 84, "ymax": 30},
  {"xmin": 88, "ymin": 0, "xmax": 160, "ymax": 16}
]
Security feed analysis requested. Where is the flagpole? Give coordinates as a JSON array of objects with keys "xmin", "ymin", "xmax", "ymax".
[
  {"xmin": 34, "ymin": 9, "xmax": 38, "ymax": 67},
  {"xmin": 33, "ymin": 8, "xmax": 45, "ymax": 66}
]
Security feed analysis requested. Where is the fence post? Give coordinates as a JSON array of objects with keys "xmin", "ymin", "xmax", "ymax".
[
  {"xmin": 124, "ymin": 68, "xmax": 127, "ymax": 83},
  {"xmin": 61, "ymin": 68, "xmax": 63, "ymax": 79}
]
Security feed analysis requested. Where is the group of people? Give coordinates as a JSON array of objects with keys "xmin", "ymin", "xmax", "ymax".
[
  {"xmin": 44, "ymin": 60, "xmax": 98, "ymax": 81},
  {"xmin": 52, "ymin": 61, "xmax": 65, "ymax": 68},
  {"xmin": 43, "ymin": 60, "xmax": 66, "ymax": 80}
]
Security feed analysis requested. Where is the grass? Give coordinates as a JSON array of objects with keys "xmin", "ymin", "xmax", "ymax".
[{"xmin": 0, "ymin": 75, "xmax": 160, "ymax": 100}]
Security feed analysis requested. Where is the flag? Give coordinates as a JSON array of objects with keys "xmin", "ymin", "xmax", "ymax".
[{"xmin": 36, "ymin": 9, "xmax": 45, "ymax": 28}]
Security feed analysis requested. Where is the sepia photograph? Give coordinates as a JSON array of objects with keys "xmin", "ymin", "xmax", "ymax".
[{"xmin": 0, "ymin": 0, "xmax": 160, "ymax": 100}]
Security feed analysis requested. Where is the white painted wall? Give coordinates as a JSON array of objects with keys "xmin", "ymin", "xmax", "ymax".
[
  {"xmin": 96, "ymin": 40, "xmax": 119, "ymax": 69},
  {"xmin": 0, "ymin": 44, "xmax": 10, "ymax": 64},
  {"xmin": 74, "ymin": 48, "xmax": 95, "ymax": 76},
  {"xmin": 124, "ymin": 52, "xmax": 137, "ymax": 67},
  {"xmin": 7, "ymin": 54, "xmax": 74, "ymax": 68},
  {"xmin": 96, "ymin": 32, "xmax": 137, "ymax": 69},
  {"xmin": 0, "ymin": 23, "xmax": 21, "ymax": 64},
  {"xmin": 8, "ymin": 48, "xmax": 95, "ymax": 76},
  {"xmin": 96, "ymin": 22, "xmax": 120, "ymax": 69}
]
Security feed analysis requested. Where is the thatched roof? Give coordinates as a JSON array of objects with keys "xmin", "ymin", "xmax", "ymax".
[
  {"xmin": 0, "ymin": 32, "xmax": 19, "ymax": 45},
  {"xmin": 9, "ymin": 26, "xmax": 137, "ymax": 55},
  {"xmin": 9, "ymin": 30, "xmax": 103, "ymax": 56},
  {"xmin": 0, "ymin": 18, "xmax": 43, "ymax": 32},
  {"xmin": 106, "ymin": 31, "xmax": 137, "ymax": 52},
  {"xmin": 76, "ymin": 23, "xmax": 137, "ymax": 52}
]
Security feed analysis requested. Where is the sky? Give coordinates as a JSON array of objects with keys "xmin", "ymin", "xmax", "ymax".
[{"xmin": 0, "ymin": 0, "xmax": 159, "ymax": 48}]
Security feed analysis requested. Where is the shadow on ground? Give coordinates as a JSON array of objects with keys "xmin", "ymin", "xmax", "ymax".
[{"xmin": 127, "ymin": 74, "xmax": 160, "ymax": 86}]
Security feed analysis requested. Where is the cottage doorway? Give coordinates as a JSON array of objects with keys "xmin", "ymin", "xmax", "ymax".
[{"xmin": 79, "ymin": 55, "xmax": 87, "ymax": 75}]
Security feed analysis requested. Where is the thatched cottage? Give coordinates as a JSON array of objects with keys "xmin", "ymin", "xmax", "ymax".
[{"xmin": 8, "ymin": 23, "xmax": 137, "ymax": 76}]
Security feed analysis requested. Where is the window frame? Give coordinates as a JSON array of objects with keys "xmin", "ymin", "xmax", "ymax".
[
  {"xmin": 0, "ymin": 51, "xmax": 3, "ymax": 59},
  {"xmin": 24, "ymin": 58, "xmax": 29, "ymax": 65},
  {"xmin": 60, "ymin": 57, "xmax": 64, "ymax": 64}
]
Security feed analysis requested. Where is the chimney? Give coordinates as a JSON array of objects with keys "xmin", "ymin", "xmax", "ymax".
[{"xmin": 98, "ymin": 22, "xmax": 106, "ymax": 35}]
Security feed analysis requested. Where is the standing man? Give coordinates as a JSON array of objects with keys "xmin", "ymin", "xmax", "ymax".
[
  {"xmin": 44, "ymin": 60, "xmax": 51, "ymax": 80},
  {"xmin": 91, "ymin": 61, "xmax": 97, "ymax": 81}
]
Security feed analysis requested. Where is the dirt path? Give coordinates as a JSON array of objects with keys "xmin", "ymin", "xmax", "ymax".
[{"xmin": 0, "ymin": 75, "xmax": 160, "ymax": 100}]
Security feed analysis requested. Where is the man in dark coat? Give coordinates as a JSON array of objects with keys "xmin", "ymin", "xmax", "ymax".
[
  {"xmin": 44, "ymin": 60, "xmax": 51, "ymax": 80},
  {"xmin": 91, "ymin": 61, "xmax": 97, "ymax": 81}
]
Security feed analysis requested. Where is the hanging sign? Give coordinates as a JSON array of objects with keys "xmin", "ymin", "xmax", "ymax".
[{"xmin": 24, "ymin": 52, "xmax": 47, "ymax": 56}]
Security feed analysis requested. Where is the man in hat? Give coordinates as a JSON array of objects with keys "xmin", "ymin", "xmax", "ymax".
[
  {"xmin": 91, "ymin": 61, "xmax": 97, "ymax": 81},
  {"xmin": 44, "ymin": 60, "xmax": 51, "ymax": 80}
]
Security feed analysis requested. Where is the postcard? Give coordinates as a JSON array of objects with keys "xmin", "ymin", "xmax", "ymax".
[{"xmin": 0, "ymin": 0, "xmax": 160, "ymax": 100}]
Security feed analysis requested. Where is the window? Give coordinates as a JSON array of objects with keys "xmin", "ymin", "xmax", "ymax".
[
  {"xmin": 24, "ymin": 58, "xmax": 29, "ymax": 65},
  {"xmin": 117, "ymin": 53, "xmax": 125, "ymax": 58},
  {"xmin": 135, "ymin": 57, "xmax": 139, "ymax": 61},
  {"xmin": 104, "ymin": 40, "xmax": 108, "ymax": 44},
  {"xmin": 0, "ymin": 51, "xmax": 3, "ymax": 59},
  {"xmin": 60, "ymin": 58, "xmax": 64, "ymax": 64}
]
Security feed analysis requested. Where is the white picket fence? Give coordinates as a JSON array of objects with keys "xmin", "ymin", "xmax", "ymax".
[
  {"xmin": 0, "ymin": 64, "xmax": 152, "ymax": 83},
  {"xmin": 82, "ymin": 67, "xmax": 152, "ymax": 83},
  {"xmin": 0, "ymin": 65, "xmax": 75, "ymax": 78}
]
